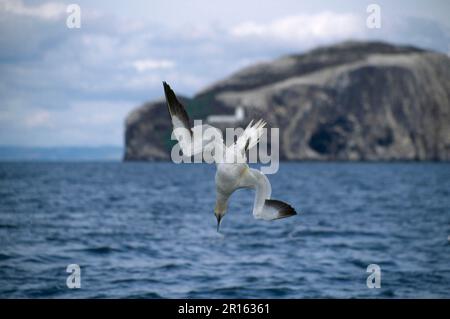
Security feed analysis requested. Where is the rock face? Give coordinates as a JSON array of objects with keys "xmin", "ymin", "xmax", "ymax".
[
  {"xmin": 124, "ymin": 97, "xmax": 189, "ymax": 161},
  {"xmin": 124, "ymin": 41, "xmax": 450, "ymax": 161}
]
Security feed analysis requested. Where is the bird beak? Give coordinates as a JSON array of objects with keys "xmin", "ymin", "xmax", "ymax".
[{"xmin": 216, "ymin": 215, "xmax": 222, "ymax": 232}]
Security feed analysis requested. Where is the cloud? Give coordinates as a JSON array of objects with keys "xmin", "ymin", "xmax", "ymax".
[
  {"xmin": 131, "ymin": 59, "xmax": 175, "ymax": 72},
  {"xmin": 379, "ymin": 15, "xmax": 450, "ymax": 53},
  {"xmin": 231, "ymin": 12, "xmax": 364, "ymax": 43},
  {"xmin": 0, "ymin": 2, "xmax": 449, "ymax": 147},
  {"xmin": 0, "ymin": 0, "xmax": 66, "ymax": 20}
]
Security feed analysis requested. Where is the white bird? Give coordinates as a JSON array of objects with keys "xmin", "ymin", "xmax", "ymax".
[{"xmin": 163, "ymin": 82, "xmax": 297, "ymax": 231}]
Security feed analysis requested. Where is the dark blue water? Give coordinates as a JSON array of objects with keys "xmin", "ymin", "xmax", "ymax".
[{"xmin": 0, "ymin": 162, "xmax": 449, "ymax": 298}]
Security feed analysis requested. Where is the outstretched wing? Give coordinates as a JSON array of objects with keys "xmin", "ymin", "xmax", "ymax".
[
  {"xmin": 163, "ymin": 81, "xmax": 190, "ymax": 130},
  {"xmin": 163, "ymin": 82, "xmax": 223, "ymax": 158},
  {"xmin": 234, "ymin": 119, "xmax": 267, "ymax": 155}
]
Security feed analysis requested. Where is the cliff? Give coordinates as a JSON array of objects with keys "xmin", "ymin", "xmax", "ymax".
[{"xmin": 124, "ymin": 41, "xmax": 450, "ymax": 161}]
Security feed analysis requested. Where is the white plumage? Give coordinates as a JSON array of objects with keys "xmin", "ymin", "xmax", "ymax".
[{"xmin": 163, "ymin": 82, "xmax": 297, "ymax": 230}]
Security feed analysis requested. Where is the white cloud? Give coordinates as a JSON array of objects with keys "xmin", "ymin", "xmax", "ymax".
[
  {"xmin": 131, "ymin": 59, "xmax": 175, "ymax": 72},
  {"xmin": 1, "ymin": 2, "xmax": 449, "ymax": 147},
  {"xmin": 0, "ymin": 0, "xmax": 66, "ymax": 20},
  {"xmin": 231, "ymin": 12, "xmax": 364, "ymax": 43}
]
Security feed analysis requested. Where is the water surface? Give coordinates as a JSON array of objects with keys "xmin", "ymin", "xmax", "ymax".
[{"xmin": 0, "ymin": 162, "xmax": 449, "ymax": 298}]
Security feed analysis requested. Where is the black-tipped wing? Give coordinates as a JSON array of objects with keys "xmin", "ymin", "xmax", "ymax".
[
  {"xmin": 163, "ymin": 81, "xmax": 191, "ymax": 133},
  {"xmin": 163, "ymin": 82, "xmax": 224, "ymax": 158},
  {"xmin": 235, "ymin": 119, "xmax": 267, "ymax": 157}
]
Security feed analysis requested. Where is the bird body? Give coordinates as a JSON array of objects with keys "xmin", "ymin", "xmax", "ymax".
[{"xmin": 163, "ymin": 82, "xmax": 297, "ymax": 230}]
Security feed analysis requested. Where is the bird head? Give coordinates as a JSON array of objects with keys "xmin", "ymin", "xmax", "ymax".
[{"xmin": 214, "ymin": 201, "xmax": 227, "ymax": 232}]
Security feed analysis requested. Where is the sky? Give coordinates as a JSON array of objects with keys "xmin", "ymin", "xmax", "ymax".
[{"xmin": 0, "ymin": 0, "xmax": 449, "ymax": 147}]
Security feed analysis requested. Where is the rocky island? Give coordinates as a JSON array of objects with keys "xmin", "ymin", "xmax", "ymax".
[{"xmin": 124, "ymin": 41, "xmax": 450, "ymax": 161}]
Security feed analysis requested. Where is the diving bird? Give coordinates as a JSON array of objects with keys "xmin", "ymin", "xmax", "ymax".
[{"xmin": 163, "ymin": 82, "xmax": 297, "ymax": 231}]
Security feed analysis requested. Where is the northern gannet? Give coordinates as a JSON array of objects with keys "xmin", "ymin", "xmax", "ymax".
[{"xmin": 163, "ymin": 82, "xmax": 297, "ymax": 231}]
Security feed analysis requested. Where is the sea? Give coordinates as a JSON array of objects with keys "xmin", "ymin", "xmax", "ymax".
[{"xmin": 0, "ymin": 162, "xmax": 449, "ymax": 298}]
